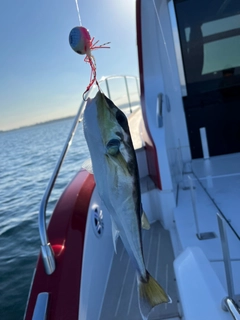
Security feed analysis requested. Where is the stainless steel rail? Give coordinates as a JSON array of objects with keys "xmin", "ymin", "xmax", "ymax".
[
  {"xmin": 32, "ymin": 293, "xmax": 49, "ymax": 320},
  {"xmin": 217, "ymin": 212, "xmax": 235, "ymax": 300},
  {"xmin": 102, "ymin": 75, "xmax": 140, "ymax": 113},
  {"xmin": 217, "ymin": 212, "xmax": 240, "ymax": 319},
  {"xmin": 222, "ymin": 297, "xmax": 240, "ymax": 320},
  {"xmin": 38, "ymin": 75, "xmax": 139, "ymax": 275},
  {"xmin": 39, "ymin": 93, "xmax": 89, "ymax": 275}
]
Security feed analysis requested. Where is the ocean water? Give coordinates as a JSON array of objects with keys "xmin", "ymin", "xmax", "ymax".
[{"xmin": 0, "ymin": 118, "xmax": 90, "ymax": 320}]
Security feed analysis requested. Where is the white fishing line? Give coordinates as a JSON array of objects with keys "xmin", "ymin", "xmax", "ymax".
[
  {"xmin": 127, "ymin": 276, "xmax": 136, "ymax": 315},
  {"xmin": 74, "ymin": 0, "xmax": 82, "ymax": 26},
  {"xmin": 155, "ymin": 231, "xmax": 161, "ymax": 279},
  {"xmin": 146, "ymin": 229, "xmax": 153, "ymax": 268}
]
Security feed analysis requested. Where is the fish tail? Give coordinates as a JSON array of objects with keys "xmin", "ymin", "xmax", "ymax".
[{"xmin": 137, "ymin": 270, "xmax": 170, "ymax": 319}]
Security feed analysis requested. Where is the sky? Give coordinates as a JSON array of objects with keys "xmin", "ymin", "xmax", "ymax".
[{"xmin": 0, "ymin": 0, "xmax": 139, "ymax": 131}]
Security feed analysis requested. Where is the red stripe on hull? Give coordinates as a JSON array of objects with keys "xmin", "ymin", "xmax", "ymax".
[
  {"xmin": 25, "ymin": 170, "xmax": 95, "ymax": 320},
  {"xmin": 136, "ymin": 0, "xmax": 162, "ymax": 189}
]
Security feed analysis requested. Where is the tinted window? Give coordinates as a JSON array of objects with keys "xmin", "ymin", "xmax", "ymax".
[{"xmin": 174, "ymin": 0, "xmax": 240, "ymax": 95}]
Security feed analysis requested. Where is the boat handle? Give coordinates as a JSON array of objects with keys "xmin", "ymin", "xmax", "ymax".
[
  {"xmin": 222, "ymin": 297, "xmax": 240, "ymax": 320},
  {"xmin": 156, "ymin": 93, "xmax": 163, "ymax": 127}
]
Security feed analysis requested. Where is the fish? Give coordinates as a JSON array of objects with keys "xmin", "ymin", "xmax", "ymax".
[{"xmin": 83, "ymin": 91, "xmax": 170, "ymax": 319}]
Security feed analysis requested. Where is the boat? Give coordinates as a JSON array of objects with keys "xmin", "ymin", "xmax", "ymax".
[{"xmin": 24, "ymin": 0, "xmax": 240, "ymax": 319}]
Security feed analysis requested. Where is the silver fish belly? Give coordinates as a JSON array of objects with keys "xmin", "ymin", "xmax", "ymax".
[{"xmin": 83, "ymin": 91, "xmax": 169, "ymax": 319}]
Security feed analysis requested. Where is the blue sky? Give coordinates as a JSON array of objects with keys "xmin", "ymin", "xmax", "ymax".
[{"xmin": 0, "ymin": 0, "xmax": 138, "ymax": 131}]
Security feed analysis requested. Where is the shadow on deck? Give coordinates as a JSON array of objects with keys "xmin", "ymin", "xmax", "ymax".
[{"xmin": 100, "ymin": 221, "xmax": 180, "ymax": 320}]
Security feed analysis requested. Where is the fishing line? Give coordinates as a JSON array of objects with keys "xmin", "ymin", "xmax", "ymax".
[
  {"xmin": 70, "ymin": 1, "xmax": 110, "ymax": 99},
  {"xmin": 74, "ymin": 0, "xmax": 82, "ymax": 26}
]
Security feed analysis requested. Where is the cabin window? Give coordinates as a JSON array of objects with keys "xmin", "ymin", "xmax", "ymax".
[{"xmin": 174, "ymin": 0, "xmax": 240, "ymax": 95}]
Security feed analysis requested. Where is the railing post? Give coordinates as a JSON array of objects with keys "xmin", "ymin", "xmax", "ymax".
[
  {"xmin": 135, "ymin": 76, "xmax": 140, "ymax": 98},
  {"xmin": 217, "ymin": 212, "xmax": 235, "ymax": 300},
  {"xmin": 188, "ymin": 172, "xmax": 216, "ymax": 240},
  {"xmin": 188, "ymin": 175, "xmax": 201, "ymax": 239},
  {"xmin": 222, "ymin": 297, "xmax": 240, "ymax": 319},
  {"xmin": 105, "ymin": 78, "xmax": 111, "ymax": 100},
  {"xmin": 124, "ymin": 76, "xmax": 132, "ymax": 113}
]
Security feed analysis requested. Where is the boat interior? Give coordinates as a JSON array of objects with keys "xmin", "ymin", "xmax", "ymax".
[{"xmin": 25, "ymin": 0, "xmax": 240, "ymax": 319}]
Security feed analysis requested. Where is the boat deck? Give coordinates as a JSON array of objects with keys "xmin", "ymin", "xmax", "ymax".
[
  {"xmin": 192, "ymin": 153, "xmax": 240, "ymax": 237},
  {"xmin": 174, "ymin": 152, "xmax": 240, "ymax": 297},
  {"xmin": 99, "ymin": 222, "xmax": 180, "ymax": 320}
]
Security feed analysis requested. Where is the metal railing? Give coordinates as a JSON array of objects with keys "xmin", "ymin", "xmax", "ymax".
[
  {"xmin": 32, "ymin": 293, "xmax": 49, "ymax": 320},
  {"xmin": 186, "ymin": 169, "xmax": 240, "ymax": 318},
  {"xmin": 222, "ymin": 297, "xmax": 240, "ymax": 320},
  {"xmin": 187, "ymin": 174, "xmax": 216, "ymax": 240},
  {"xmin": 101, "ymin": 75, "xmax": 140, "ymax": 114},
  {"xmin": 38, "ymin": 75, "xmax": 140, "ymax": 275},
  {"xmin": 217, "ymin": 212, "xmax": 240, "ymax": 319}
]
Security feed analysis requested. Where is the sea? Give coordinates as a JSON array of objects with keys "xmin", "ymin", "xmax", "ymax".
[{"xmin": 0, "ymin": 117, "xmax": 90, "ymax": 320}]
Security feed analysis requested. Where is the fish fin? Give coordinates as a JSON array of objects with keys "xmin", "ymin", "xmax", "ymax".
[
  {"xmin": 137, "ymin": 271, "xmax": 170, "ymax": 319},
  {"xmin": 141, "ymin": 210, "xmax": 150, "ymax": 230},
  {"xmin": 111, "ymin": 216, "xmax": 120, "ymax": 254},
  {"xmin": 81, "ymin": 158, "xmax": 93, "ymax": 174}
]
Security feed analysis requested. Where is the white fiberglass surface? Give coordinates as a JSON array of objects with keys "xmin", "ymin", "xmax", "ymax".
[
  {"xmin": 174, "ymin": 152, "xmax": 240, "ymax": 295},
  {"xmin": 174, "ymin": 247, "xmax": 231, "ymax": 320},
  {"xmin": 192, "ymin": 153, "xmax": 240, "ymax": 237}
]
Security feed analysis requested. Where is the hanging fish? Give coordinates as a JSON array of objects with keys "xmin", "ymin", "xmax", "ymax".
[
  {"xmin": 69, "ymin": 26, "xmax": 110, "ymax": 97},
  {"xmin": 83, "ymin": 91, "xmax": 170, "ymax": 319}
]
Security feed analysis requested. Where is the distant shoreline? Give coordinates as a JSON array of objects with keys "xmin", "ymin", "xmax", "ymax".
[{"xmin": 0, "ymin": 115, "xmax": 75, "ymax": 133}]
